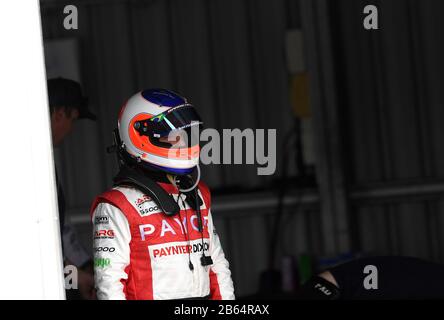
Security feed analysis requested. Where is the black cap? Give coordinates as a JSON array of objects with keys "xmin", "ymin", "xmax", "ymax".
[{"xmin": 47, "ymin": 77, "xmax": 97, "ymax": 121}]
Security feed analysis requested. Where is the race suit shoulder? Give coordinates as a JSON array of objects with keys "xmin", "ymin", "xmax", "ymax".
[{"xmin": 90, "ymin": 182, "xmax": 235, "ymax": 300}]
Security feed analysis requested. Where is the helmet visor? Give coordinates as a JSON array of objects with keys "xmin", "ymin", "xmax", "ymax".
[{"xmin": 135, "ymin": 104, "xmax": 202, "ymax": 138}]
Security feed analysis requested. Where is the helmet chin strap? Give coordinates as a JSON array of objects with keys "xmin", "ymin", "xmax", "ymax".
[
  {"xmin": 167, "ymin": 173, "xmax": 178, "ymax": 188},
  {"xmin": 167, "ymin": 174, "xmax": 194, "ymax": 193},
  {"xmin": 166, "ymin": 164, "xmax": 200, "ymax": 193}
]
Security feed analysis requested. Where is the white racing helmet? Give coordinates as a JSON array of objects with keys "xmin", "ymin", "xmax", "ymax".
[{"xmin": 117, "ymin": 89, "xmax": 202, "ymax": 175}]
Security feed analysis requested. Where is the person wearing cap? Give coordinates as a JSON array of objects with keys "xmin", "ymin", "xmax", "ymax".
[{"xmin": 47, "ymin": 77, "xmax": 97, "ymax": 300}]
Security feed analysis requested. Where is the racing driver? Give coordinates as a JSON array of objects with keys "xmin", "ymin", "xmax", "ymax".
[{"xmin": 90, "ymin": 89, "xmax": 235, "ymax": 300}]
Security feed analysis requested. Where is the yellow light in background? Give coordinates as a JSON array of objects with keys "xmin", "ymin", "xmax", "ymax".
[{"xmin": 290, "ymin": 72, "xmax": 311, "ymax": 119}]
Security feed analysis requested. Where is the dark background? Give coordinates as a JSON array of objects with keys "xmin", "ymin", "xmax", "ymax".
[{"xmin": 40, "ymin": 0, "xmax": 444, "ymax": 298}]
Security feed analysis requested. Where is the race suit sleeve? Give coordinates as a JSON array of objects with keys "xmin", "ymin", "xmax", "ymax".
[
  {"xmin": 92, "ymin": 202, "xmax": 131, "ymax": 300},
  {"xmin": 207, "ymin": 209, "xmax": 235, "ymax": 300}
]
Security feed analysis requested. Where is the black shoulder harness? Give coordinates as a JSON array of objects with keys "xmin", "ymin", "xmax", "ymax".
[{"xmin": 113, "ymin": 165, "xmax": 180, "ymax": 216}]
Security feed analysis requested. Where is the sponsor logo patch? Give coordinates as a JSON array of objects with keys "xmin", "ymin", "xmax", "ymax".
[
  {"xmin": 139, "ymin": 205, "xmax": 161, "ymax": 217},
  {"xmin": 94, "ymin": 247, "xmax": 115, "ymax": 252},
  {"xmin": 134, "ymin": 194, "xmax": 162, "ymax": 217},
  {"xmin": 139, "ymin": 215, "xmax": 209, "ymax": 241},
  {"xmin": 95, "ymin": 216, "xmax": 109, "ymax": 225},
  {"xmin": 94, "ymin": 258, "xmax": 111, "ymax": 268},
  {"xmin": 135, "ymin": 194, "xmax": 152, "ymax": 206},
  {"xmin": 94, "ymin": 229, "xmax": 115, "ymax": 239},
  {"xmin": 152, "ymin": 242, "xmax": 210, "ymax": 258}
]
